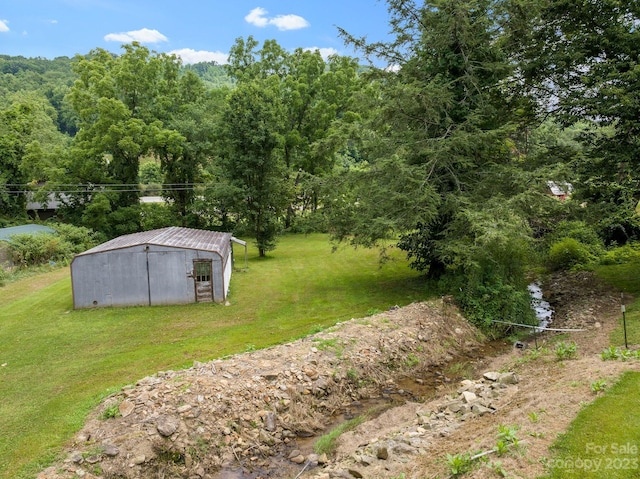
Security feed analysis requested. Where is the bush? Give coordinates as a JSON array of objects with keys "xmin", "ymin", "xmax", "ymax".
[
  {"xmin": 7, "ymin": 223, "xmax": 101, "ymax": 268},
  {"xmin": 600, "ymin": 242, "xmax": 640, "ymax": 265},
  {"xmin": 547, "ymin": 238, "xmax": 594, "ymax": 271}
]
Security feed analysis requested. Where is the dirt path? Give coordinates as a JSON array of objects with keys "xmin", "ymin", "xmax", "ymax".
[{"xmin": 37, "ymin": 272, "xmax": 639, "ymax": 479}]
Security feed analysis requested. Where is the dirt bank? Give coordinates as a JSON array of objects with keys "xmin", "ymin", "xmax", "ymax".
[{"xmin": 37, "ymin": 272, "xmax": 639, "ymax": 479}]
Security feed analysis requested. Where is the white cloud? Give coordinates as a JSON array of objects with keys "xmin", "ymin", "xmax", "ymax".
[
  {"xmin": 0, "ymin": 19, "xmax": 10, "ymax": 33},
  {"xmin": 245, "ymin": 7, "xmax": 309, "ymax": 31},
  {"xmin": 304, "ymin": 47, "xmax": 339, "ymax": 60},
  {"xmin": 104, "ymin": 28, "xmax": 168, "ymax": 44},
  {"xmin": 245, "ymin": 7, "xmax": 269, "ymax": 27},
  {"xmin": 170, "ymin": 48, "xmax": 229, "ymax": 65}
]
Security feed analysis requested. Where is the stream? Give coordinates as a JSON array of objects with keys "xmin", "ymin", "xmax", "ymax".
[{"xmin": 215, "ymin": 285, "xmax": 555, "ymax": 478}]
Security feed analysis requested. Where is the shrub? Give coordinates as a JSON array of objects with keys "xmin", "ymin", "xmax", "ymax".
[
  {"xmin": 7, "ymin": 224, "xmax": 101, "ymax": 268},
  {"xmin": 547, "ymin": 238, "xmax": 594, "ymax": 271},
  {"xmin": 600, "ymin": 242, "xmax": 640, "ymax": 265}
]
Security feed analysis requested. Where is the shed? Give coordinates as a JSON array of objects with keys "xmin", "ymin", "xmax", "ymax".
[{"xmin": 71, "ymin": 227, "xmax": 236, "ymax": 309}]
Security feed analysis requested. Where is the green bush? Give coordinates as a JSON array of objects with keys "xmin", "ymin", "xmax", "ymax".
[
  {"xmin": 600, "ymin": 242, "xmax": 640, "ymax": 265},
  {"xmin": 8, "ymin": 223, "xmax": 101, "ymax": 268},
  {"xmin": 547, "ymin": 238, "xmax": 594, "ymax": 271}
]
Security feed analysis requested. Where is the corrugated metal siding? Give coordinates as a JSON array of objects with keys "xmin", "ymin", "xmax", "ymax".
[{"xmin": 71, "ymin": 228, "xmax": 233, "ymax": 309}]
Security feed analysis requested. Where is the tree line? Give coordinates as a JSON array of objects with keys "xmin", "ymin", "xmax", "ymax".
[{"xmin": 1, "ymin": 0, "xmax": 639, "ymax": 332}]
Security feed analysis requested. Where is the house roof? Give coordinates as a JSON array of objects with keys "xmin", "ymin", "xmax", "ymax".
[
  {"xmin": 76, "ymin": 227, "xmax": 233, "ymax": 257},
  {"xmin": 0, "ymin": 224, "xmax": 56, "ymax": 241},
  {"xmin": 547, "ymin": 181, "xmax": 573, "ymax": 197}
]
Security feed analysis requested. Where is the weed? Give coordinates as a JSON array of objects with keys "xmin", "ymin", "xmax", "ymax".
[
  {"xmin": 590, "ymin": 379, "xmax": 607, "ymax": 394},
  {"xmin": 446, "ymin": 452, "xmax": 474, "ymax": 476},
  {"xmin": 314, "ymin": 415, "xmax": 366, "ymax": 456},
  {"xmin": 244, "ymin": 344, "xmax": 256, "ymax": 352},
  {"xmin": 554, "ymin": 341, "xmax": 578, "ymax": 360},
  {"xmin": 101, "ymin": 403, "xmax": 121, "ymax": 420},
  {"xmin": 601, "ymin": 345, "xmax": 620, "ymax": 361},
  {"xmin": 366, "ymin": 308, "xmax": 382, "ymax": 316},
  {"xmin": 308, "ymin": 324, "xmax": 325, "ymax": 335},
  {"xmin": 528, "ymin": 411, "xmax": 540, "ymax": 423},
  {"xmin": 447, "ymin": 361, "xmax": 475, "ymax": 379},
  {"xmin": 346, "ymin": 368, "xmax": 359, "ymax": 382},
  {"xmin": 405, "ymin": 353, "xmax": 420, "ymax": 368}
]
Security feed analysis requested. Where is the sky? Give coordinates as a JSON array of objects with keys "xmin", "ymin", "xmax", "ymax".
[{"xmin": 0, "ymin": 0, "xmax": 392, "ymax": 65}]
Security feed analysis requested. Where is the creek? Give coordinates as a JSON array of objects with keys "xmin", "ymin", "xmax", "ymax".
[{"xmin": 215, "ymin": 286, "xmax": 554, "ymax": 478}]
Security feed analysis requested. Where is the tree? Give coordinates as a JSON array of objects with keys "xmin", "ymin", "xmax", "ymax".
[
  {"xmin": 64, "ymin": 43, "xmax": 210, "ymax": 235},
  {"xmin": 218, "ymin": 79, "xmax": 289, "ymax": 256},
  {"xmin": 328, "ymin": 0, "xmax": 540, "ymax": 329},
  {"xmin": 0, "ymin": 91, "xmax": 68, "ymax": 218},
  {"xmin": 520, "ymin": 0, "xmax": 640, "ymax": 243},
  {"xmin": 225, "ymin": 37, "xmax": 363, "ymax": 229}
]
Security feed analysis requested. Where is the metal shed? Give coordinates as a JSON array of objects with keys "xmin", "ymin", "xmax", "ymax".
[{"xmin": 71, "ymin": 227, "xmax": 235, "ymax": 309}]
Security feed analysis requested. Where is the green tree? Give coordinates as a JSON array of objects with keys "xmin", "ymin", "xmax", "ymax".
[
  {"xmin": 218, "ymin": 79, "xmax": 288, "ymax": 256},
  {"xmin": 329, "ymin": 0, "xmax": 540, "ymax": 329},
  {"xmin": 64, "ymin": 43, "xmax": 210, "ymax": 235},
  {"xmin": 520, "ymin": 0, "xmax": 640, "ymax": 244},
  {"xmin": 0, "ymin": 91, "xmax": 67, "ymax": 218}
]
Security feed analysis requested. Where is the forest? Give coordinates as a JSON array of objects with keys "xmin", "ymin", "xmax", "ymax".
[{"xmin": 1, "ymin": 0, "xmax": 639, "ymax": 332}]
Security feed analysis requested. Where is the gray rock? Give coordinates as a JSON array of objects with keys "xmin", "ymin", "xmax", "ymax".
[
  {"xmin": 102, "ymin": 444, "xmax": 119, "ymax": 457},
  {"xmin": 483, "ymin": 371, "xmax": 501, "ymax": 381},
  {"xmin": 499, "ymin": 372, "xmax": 519, "ymax": 384},
  {"xmin": 348, "ymin": 469, "xmax": 364, "ymax": 478},
  {"xmin": 156, "ymin": 415, "xmax": 180, "ymax": 437},
  {"xmin": 264, "ymin": 411, "xmax": 277, "ymax": 431}
]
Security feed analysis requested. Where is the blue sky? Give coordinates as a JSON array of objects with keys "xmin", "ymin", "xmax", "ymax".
[{"xmin": 0, "ymin": 0, "xmax": 392, "ymax": 65}]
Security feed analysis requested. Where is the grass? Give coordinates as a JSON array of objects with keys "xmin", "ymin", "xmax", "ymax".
[
  {"xmin": 541, "ymin": 372, "xmax": 640, "ymax": 479},
  {"xmin": 593, "ymin": 259, "xmax": 640, "ymax": 348},
  {"xmin": 0, "ymin": 233, "xmax": 430, "ymax": 479},
  {"xmin": 539, "ymin": 258, "xmax": 640, "ymax": 478}
]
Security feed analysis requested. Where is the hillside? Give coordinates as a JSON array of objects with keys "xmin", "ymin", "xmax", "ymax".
[{"xmin": 36, "ymin": 272, "xmax": 640, "ymax": 479}]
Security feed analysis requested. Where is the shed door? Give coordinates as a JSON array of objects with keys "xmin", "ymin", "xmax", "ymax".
[{"xmin": 193, "ymin": 260, "xmax": 213, "ymax": 302}]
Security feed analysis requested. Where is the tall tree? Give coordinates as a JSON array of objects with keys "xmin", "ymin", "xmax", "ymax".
[
  {"xmin": 218, "ymin": 79, "xmax": 289, "ymax": 256},
  {"xmin": 0, "ymin": 91, "xmax": 67, "ymax": 218},
  {"xmin": 520, "ymin": 0, "xmax": 640, "ymax": 243},
  {"xmin": 64, "ymin": 43, "xmax": 208, "ymax": 235},
  {"xmin": 329, "ymin": 0, "xmax": 539, "ymax": 329}
]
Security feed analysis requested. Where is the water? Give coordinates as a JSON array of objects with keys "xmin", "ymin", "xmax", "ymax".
[{"xmin": 528, "ymin": 282, "xmax": 554, "ymax": 331}]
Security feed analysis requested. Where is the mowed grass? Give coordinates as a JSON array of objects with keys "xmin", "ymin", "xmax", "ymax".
[
  {"xmin": 540, "ymin": 260, "xmax": 640, "ymax": 478},
  {"xmin": 0, "ymin": 233, "xmax": 430, "ymax": 479}
]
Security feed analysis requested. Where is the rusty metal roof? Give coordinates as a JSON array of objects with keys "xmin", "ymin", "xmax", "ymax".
[{"xmin": 76, "ymin": 227, "xmax": 233, "ymax": 257}]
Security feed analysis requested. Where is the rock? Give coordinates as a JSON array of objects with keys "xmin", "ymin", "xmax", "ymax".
[
  {"xmin": 461, "ymin": 391, "xmax": 477, "ymax": 403},
  {"xmin": 103, "ymin": 444, "xmax": 119, "ymax": 457},
  {"xmin": 348, "ymin": 469, "xmax": 364, "ymax": 478},
  {"xmin": 377, "ymin": 446, "xmax": 389, "ymax": 460},
  {"xmin": 471, "ymin": 404, "xmax": 493, "ymax": 416},
  {"xmin": 156, "ymin": 415, "xmax": 180, "ymax": 437},
  {"xmin": 69, "ymin": 451, "xmax": 83, "ymax": 464},
  {"xmin": 177, "ymin": 404, "xmax": 192, "ymax": 414},
  {"xmin": 288, "ymin": 449, "xmax": 301, "ymax": 459},
  {"xmin": 360, "ymin": 454, "xmax": 376, "ymax": 466},
  {"xmin": 498, "ymin": 372, "xmax": 519, "ymax": 385},
  {"xmin": 259, "ymin": 429, "xmax": 276, "ymax": 446},
  {"xmin": 483, "ymin": 371, "xmax": 501, "ymax": 381},
  {"xmin": 290, "ymin": 454, "xmax": 305, "ymax": 464},
  {"xmin": 131, "ymin": 455, "xmax": 146, "ymax": 465},
  {"xmin": 118, "ymin": 399, "xmax": 135, "ymax": 418},
  {"xmin": 264, "ymin": 411, "xmax": 277, "ymax": 431}
]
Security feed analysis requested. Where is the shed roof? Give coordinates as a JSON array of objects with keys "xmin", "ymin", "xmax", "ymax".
[
  {"xmin": 0, "ymin": 224, "xmax": 56, "ymax": 241},
  {"xmin": 76, "ymin": 227, "xmax": 233, "ymax": 257}
]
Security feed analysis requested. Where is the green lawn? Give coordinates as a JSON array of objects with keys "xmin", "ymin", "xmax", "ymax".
[
  {"xmin": 0, "ymin": 234, "xmax": 430, "ymax": 479},
  {"xmin": 540, "ymin": 260, "xmax": 640, "ymax": 478}
]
